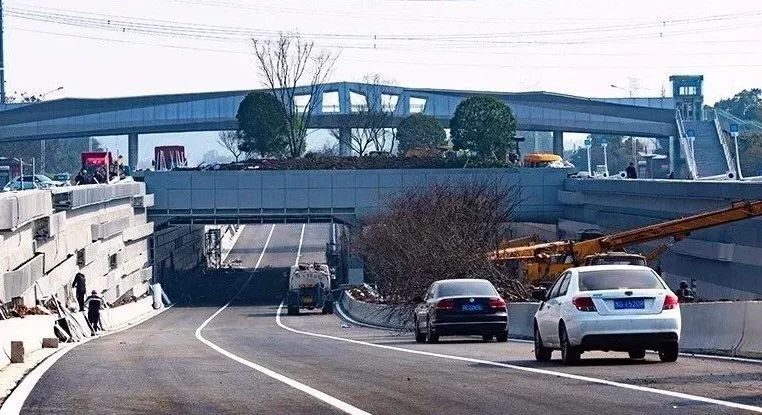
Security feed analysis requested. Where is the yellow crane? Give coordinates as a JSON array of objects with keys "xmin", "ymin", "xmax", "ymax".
[{"xmin": 490, "ymin": 200, "xmax": 762, "ymax": 283}]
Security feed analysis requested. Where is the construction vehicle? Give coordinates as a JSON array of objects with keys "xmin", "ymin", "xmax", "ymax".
[
  {"xmin": 286, "ymin": 263, "xmax": 333, "ymax": 315},
  {"xmin": 154, "ymin": 145, "xmax": 187, "ymax": 171},
  {"xmin": 490, "ymin": 201, "xmax": 762, "ymax": 284}
]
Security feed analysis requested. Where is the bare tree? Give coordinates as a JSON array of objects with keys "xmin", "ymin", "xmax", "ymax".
[
  {"xmin": 253, "ymin": 33, "xmax": 337, "ymax": 158},
  {"xmin": 217, "ymin": 130, "xmax": 244, "ymax": 162},
  {"xmin": 329, "ymin": 73, "xmax": 396, "ymax": 155},
  {"xmin": 352, "ymin": 180, "xmax": 525, "ymax": 324}
]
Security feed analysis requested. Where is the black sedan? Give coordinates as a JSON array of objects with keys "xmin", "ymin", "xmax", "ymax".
[{"xmin": 413, "ymin": 279, "xmax": 508, "ymax": 343}]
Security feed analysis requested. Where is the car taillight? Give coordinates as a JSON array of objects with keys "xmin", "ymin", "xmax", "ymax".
[
  {"xmin": 663, "ymin": 293, "xmax": 679, "ymax": 310},
  {"xmin": 436, "ymin": 299, "xmax": 455, "ymax": 310},
  {"xmin": 572, "ymin": 296, "xmax": 597, "ymax": 312},
  {"xmin": 488, "ymin": 297, "xmax": 506, "ymax": 309}
]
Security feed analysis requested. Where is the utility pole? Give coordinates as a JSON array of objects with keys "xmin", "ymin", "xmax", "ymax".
[{"xmin": 0, "ymin": 0, "xmax": 6, "ymax": 104}]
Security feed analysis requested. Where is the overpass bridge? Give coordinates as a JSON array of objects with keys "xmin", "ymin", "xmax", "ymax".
[
  {"xmin": 141, "ymin": 167, "xmax": 762, "ymax": 300},
  {"xmin": 0, "ymin": 81, "xmax": 678, "ymax": 167}
]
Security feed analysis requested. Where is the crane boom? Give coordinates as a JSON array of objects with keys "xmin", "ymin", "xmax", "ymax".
[{"xmin": 492, "ymin": 200, "xmax": 762, "ymax": 264}]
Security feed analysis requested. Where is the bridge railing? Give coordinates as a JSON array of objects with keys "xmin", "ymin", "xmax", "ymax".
[
  {"xmin": 707, "ymin": 108, "xmax": 737, "ymax": 177},
  {"xmin": 675, "ymin": 110, "xmax": 698, "ymax": 179}
]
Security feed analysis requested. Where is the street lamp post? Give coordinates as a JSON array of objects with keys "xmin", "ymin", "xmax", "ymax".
[
  {"xmin": 37, "ymin": 87, "xmax": 63, "ymax": 174},
  {"xmin": 730, "ymin": 123, "xmax": 743, "ymax": 180},
  {"xmin": 585, "ymin": 138, "xmax": 592, "ymax": 176}
]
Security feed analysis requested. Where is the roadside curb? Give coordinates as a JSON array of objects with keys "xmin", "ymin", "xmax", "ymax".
[{"xmin": 0, "ymin": 304, "xmax": 172, "ymax": 415}]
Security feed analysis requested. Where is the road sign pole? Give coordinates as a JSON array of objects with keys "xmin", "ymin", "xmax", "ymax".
[
  {"xmin": 730, "ymin": 124, "xmax": 742, "ymax": 180},
  {"xmin": 602, "ymin": 142, "xmax": 609, "ymax": 176}
]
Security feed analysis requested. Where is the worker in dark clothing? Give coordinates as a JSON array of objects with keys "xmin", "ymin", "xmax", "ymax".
[
  {"xmin": 626, "ymin": 162, "xmax": 638, "ymax": 179},
  {"xmin": 74, "ymin": 169, "xmax": 88, "ymax": 185},
  {"xmin": 674, "ymin": 280, "xmax": 695, "ymax": 303},
  {"xmin": 72, "ymin": 273, "xmax": 87, "ymax": 311},
  {"xmin": 85, "ymin": 290, "xmax": 105, "ymax": 333}
]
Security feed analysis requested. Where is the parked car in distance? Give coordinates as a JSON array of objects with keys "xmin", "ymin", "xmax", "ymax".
[
  {"xmin": 532, "ymin": 265, "xmax": 681, "ymax": 365},
  {"xmin": 414, "ymin": 279, "xmax": 508, "ymax": 343},
  {"xmin": 52, "ymin": 172, "xmax": 72, "ymax": 185},
  {"xmin": 2, "ymin": 174, "xmax": 63, "ymax": 191}
]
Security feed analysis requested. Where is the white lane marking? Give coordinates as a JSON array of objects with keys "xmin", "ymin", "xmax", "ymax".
[
  {"xmin": 194, "ymin": 225, "xmax": 372, "ymax": 415},
  {"xmin": 295, "ymin": 224, "xmax": 306, "ymax": 266},
  {"xmin": 0, "ymin": 305, "xmax": 173, "ymax": 415},
  {"xmin": 277, "ymin": 304, "xmax": 762, "ymax": 413},
  {"xmin": 221, "ymin": 224, "xmax": 246, "ymax": 264}
]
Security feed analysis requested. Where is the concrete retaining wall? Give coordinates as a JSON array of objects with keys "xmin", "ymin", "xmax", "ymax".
[
  {"xmin": 340, "ymin": 293, "xmax": 762, "ymax": 359},
  {"xmin": 0, "ymin": 181, "xmax": 153, "ymax": 308},
  {"xmin": 151, "ymin": 225, "xmax": 204, "ymax": 283}
]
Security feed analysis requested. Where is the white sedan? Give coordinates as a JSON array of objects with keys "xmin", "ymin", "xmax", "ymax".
[{"xmin": 533, "ymin": 265, "xmax": 681, "ymax": 365}]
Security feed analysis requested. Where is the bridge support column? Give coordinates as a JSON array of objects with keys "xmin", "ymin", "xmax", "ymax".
[
  {"xmin": 552, "ymin": 131, "xmax": 564, "ymax": 156},
  {"xmin": 128, "ymin": 133, "xmax": 139, "ymax": 170},
  {"xmin": 339, "ymin": 127, "xmax": 352, "ymax": 156}
]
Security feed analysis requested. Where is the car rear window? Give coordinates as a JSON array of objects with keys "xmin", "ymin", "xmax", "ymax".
[
  {"xmin": 437, "ymin": 280, "xmax": 497, "ymax": 297},
  {"xmin": 578, "ymin": 269, "xmax": 665, "ymax": 291}
]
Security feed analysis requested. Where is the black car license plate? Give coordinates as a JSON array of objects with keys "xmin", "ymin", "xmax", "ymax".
[
  {"xmin": 462, "ymin": 304, "xmax": 483, "ymax": 312},
  {"xmin": 614, "ymin": 298, "xmax": 645, "ymax": 309}
]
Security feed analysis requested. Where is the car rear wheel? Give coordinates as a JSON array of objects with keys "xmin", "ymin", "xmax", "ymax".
[
  {"xmin": 495, "ymin": 331, "xmax": 508, "ymax": 343},
  {"xmin": 629, "ymin": 349, "xmax": 646, "ymax": 359},
  {"xmin": 482, "ymin": 334, "xmax": 494, "ymax": 342},
  {"xmin": 414, "ymin": 319, "xmax": 426, "ymax": 343},
  {"xmin": 560, "ymin": 326, "xmax": 581, "ymax": 365},
  {"xmin": 534, "ymin": 326, "xmax": 553, "ymax": 362},
  {"xmin": 659, "ymin": 342, "xmax": 679, "ymax": 362},
  {"xmin": 426, "ymin": 321, "xmax": 439, "ymax": 343}
]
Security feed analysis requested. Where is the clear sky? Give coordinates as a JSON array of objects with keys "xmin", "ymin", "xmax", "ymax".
[{"xmin": 4, "ymin": 0, "xmax": 761, "ymax": 165}]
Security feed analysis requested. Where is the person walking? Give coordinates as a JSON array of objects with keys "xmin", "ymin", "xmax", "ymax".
[
  {"xmin": 85, "ymin": 290, "xmax": 105, "ymax": 333},
  {"xmin": 72, "ymin": 273, "xmax": 87, "ymax": 311}
]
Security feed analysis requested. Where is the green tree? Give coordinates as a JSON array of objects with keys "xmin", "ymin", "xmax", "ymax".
[
  {"xmin": 396, "ymin": 113, "xmax": 447, "ymax": 154},
  {"xmin": 450, "ymin": 96, "xmax": 516, "ymax": 160},
  {"xmin": 738, "ymin": 132, "xmax": 762, "ymax": 176},
  {"xmin": 714, "ymin": 89, "xmax": 762, "ymax": 121},
  {"xmin": 236, "ymin": 92, "xmax": 290, "ymax": 158},
  {"xmin": 569, "ymin": 135, "xmax": 644, "ymax": 175}
]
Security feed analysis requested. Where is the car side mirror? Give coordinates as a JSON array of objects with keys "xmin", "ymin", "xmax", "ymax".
[
  {"xmin": 412, "ymin": 296, "xmax": 424, "ymax": 304},
  {"xmin": 531, "ymin": 288, "xmax": 548, "ymax": 302}
]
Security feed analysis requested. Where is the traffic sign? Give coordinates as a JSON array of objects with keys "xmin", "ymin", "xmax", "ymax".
[
  {"xmin": 601, "ymin": 138, "xmax": 608, "ymax": 147},
  {"xmin": 730, "ymin": 124, "xmax": 739, "ymax": 134},
  {"xmin": 584, "ymin": 139, "xmax": 592, "ymax": 147}
]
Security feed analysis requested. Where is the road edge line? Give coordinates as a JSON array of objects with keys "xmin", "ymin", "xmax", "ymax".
[
  {"xmin": 0, "ymin": 304, "xmax": 173, "ymax": 415},
  {"xmin": 194, "ymin": 224, "xmax": 372, "ymax": 415}
]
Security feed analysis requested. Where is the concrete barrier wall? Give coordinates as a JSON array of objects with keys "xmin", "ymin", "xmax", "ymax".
[
  {"xmin": 0, "ymin": 297, "xmax": 160, "ymax": 371},
  {"xmin": 340, "ymin": 294, "xmax": 762, "ymax": 359},
  {"xmin": 0, "ymin": 315, "xmax": 56, "ymax": 368}
]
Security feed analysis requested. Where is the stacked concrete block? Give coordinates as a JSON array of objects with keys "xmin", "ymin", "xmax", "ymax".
[{"xmin": 0, "ymin": 181, "xmax": 156, "ymax": 307}]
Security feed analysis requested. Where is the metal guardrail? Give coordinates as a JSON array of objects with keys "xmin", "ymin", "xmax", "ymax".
[
  {"xmin": 715, "ymin": 107, "xmax": 762, "ymax": 132},
  {"xmin": 676, "ymin": 110, "xmax": 698, "ymax": 179}
]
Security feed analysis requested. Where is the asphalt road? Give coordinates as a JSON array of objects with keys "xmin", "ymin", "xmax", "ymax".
[{"xmin": 19, "ymin": 224, "xmax": 762, "ymax": 414}]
